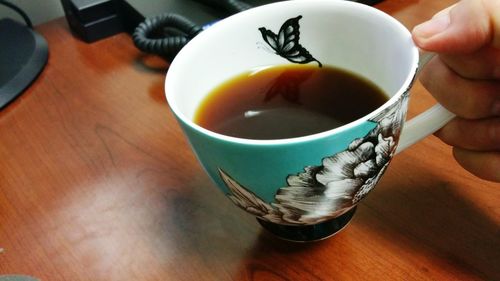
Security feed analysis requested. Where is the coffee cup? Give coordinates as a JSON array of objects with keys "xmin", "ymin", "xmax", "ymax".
[{"xmin": 165, "ymin": 0, "xmax": 454, "ymax": 242}]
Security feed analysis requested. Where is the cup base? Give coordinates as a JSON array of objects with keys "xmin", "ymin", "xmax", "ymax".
[{"xmin": 256, "ymin": 207, "xmax": 357, "ymax": 242}]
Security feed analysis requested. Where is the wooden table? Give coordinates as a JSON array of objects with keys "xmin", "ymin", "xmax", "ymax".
[{"xmin": 1, "ymin": 1, "xmax": 498, "ymax": 280}]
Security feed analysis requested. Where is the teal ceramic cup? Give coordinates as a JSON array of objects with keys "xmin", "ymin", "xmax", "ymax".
[{"xmin": 165, "ymin": 0, "xmax": 454, "ymax": 241}]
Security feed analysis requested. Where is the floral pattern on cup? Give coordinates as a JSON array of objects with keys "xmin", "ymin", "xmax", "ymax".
[{"xmin": 219, "ymin": 92, "xmax": 409, "ymax": 225}]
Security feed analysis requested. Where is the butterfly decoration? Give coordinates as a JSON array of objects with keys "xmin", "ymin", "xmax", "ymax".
[{"xmin": 259, "ymin": 15, "xmax": 322, "ymax": 67}]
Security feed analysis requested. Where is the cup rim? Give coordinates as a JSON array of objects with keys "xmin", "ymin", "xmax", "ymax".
[{"xmin": 165, "ymin": 0, "xmax": 420, "ymax": 146}]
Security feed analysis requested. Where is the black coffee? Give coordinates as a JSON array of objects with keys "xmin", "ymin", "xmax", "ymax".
[{"xmin": 194, "ymin": 64, "xmax": 388, "ymax": 140}]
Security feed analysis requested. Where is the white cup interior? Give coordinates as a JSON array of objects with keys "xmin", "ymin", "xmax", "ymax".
[{"xmin": 166, "ymin": 0, "xmax": 418, "ymax": 126}]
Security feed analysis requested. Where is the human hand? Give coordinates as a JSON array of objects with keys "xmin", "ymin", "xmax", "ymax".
[{"xmin": 412, "ymin": 0, "xmax": 500, "ymax": 182}]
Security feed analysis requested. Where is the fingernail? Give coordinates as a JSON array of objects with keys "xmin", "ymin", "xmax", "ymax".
[{"xmin": 413, "ymin": 11, "xmax": 451, "ymax": 39}]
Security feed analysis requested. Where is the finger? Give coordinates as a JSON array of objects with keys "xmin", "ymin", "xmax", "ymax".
[
  {"xmin": 452, "ymin": 147, "xmax": 500, "ymax": 182},
  {"xmin": 435, "ymin": 117, "xmax": 500, "ymax": 151},
  {"xmin": 412, "ymin": 0, "xmax": 497, "ymax": 54},
  {"xmin": 419, "ymin": 57, "xmax": 500, "ymax": 119},
  {"xmin": 439, "ymin": 46, "xmax": 500, "ymax": 80}
]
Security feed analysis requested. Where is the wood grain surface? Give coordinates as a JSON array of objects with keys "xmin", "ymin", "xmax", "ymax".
[{"xmin": 1, "ymin": 1, "xmax": 499, "ymax": 280}]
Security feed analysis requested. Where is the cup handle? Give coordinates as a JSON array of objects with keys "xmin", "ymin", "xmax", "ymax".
[{"xmin": 395, "ymin": 52, "xmax": 456, "ymax": 154}]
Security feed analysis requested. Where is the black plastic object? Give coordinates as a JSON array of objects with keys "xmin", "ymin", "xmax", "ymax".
[
  {"xmin": 194, "ymin": 0, "xmax": 252, "ymax": 14},
  {"xmin": 60, "ymin": 0, "xmax": 124, "ymax": 42},
  {"xmin": 132, "ymin": 14, "xmax": 203, "ymax": 59},
  {"xmin": 0, "ymin": 0, "xmax": 32, "ymax": 27},
  {"xmin": 356, "ymin": 0, "xmax": 384, "ymax": 5},
  {"xmin": 0, "ymin": 18, "xmax": 48, "ymax": 109},
  {"xmin": 132, "ymin": 0, "xmax": 252, "ymax": 60}
]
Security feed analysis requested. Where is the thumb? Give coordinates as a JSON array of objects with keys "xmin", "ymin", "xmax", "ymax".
[{"xmin": 412, "ymin": 0, "xmax": 499, "ymax": 54}]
